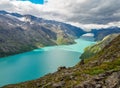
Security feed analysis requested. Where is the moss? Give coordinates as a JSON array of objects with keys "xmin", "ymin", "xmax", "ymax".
[{"xmin": 85, "ymin": 69, "xmax": 104, "ymax": 75}]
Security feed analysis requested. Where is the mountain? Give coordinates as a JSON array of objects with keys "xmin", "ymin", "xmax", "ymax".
[
  {"xmin": 80, "ymin": 33, "xmax": 95, "ymax": 41},
  {"xmin": 3, "ymin": 34, "xmax": 120, "ymax": 88},
  {"xmin": 80, "ymin": 33, "xmax": 120, "ymax": 60},
  {"xmin": 0, "ymin": 10, "xmax": 85, "ymax": 57},
  {"xmin": 90, "ymin": 27, "xmax": 120, "ymax": 41}
]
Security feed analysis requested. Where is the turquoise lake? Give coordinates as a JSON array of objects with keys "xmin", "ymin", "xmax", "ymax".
[{"xmin": 0, "ymin": 38, "xmax": 95, "ymax": 87}]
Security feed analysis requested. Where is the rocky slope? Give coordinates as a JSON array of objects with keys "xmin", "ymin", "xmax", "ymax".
[
  {"xmin": 80, "ymin": 33, "xmax": 119, "ymax": 59},
  {"xmin": 3, "ymin": 35, "xmax": 120, "ymax": 88},
  {"xmin": 0, "ymin": 10, "xmax": 85, "ymax": 57}
]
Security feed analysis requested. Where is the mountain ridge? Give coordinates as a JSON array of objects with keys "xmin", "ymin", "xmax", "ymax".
[
  {"xmin": 0, "ymin": 10, "xmax": 85, "ymax": 58},
  {"xmin": 90, "ymin": 27, "xmax": 120, "ymax": 41}
]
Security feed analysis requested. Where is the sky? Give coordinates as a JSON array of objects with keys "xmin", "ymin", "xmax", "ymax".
[
  {"xmin": 21, "ymin": 0, "xmax": 44, "ymax": 4},
  {"xmin": 0, "ymin": 0, "xmax": 120, "ymax": 31}
]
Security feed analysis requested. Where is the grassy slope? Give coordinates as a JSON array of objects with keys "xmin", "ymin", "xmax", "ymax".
[
  {"xmin": 80, "ymin": 34, "xmax": 119, "ymax": 60},
  {"xmin": 3, "ymin": 35, "xmax": 120, "ymax": 88}
]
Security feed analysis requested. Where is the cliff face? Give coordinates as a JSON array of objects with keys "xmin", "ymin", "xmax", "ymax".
[{"xmin": 3, "ymin": 35, "xmax": 120, "ymax": 88}]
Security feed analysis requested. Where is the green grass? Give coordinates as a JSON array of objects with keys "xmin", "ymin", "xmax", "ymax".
[{"xmin": 83, "ymin": 57, "xmax": 120, "ymax": 75}]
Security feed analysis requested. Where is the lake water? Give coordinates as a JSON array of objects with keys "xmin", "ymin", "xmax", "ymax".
[{"xmin": 0, "ymin": 38, "xmax": 95, "ymax": 87}]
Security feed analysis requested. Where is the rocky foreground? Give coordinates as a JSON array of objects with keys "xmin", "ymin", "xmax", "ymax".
[{"xmin": 2, "ymin": 35, "xmax": 120, "ymax": 88}]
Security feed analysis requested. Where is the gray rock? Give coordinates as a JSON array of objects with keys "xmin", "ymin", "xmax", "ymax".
[
  {"xmin": 52, "ymin": 81, "xmax": 65, "ymax": 88},
  {"xmin": 105, "ymin": 71, "xmax": 120, "ymax": 88},
  {"xmin": 75, "ymin": 71, "xmax": 120, "ymax": 88}
]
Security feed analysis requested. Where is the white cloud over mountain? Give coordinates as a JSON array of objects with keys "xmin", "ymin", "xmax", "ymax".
[{"xmin": 0, "ymin": 0, "xmax": 120, "ymax": 31}]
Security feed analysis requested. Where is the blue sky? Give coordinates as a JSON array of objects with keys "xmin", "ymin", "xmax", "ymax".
[
  {"xmin": 22, "ymin": 0, "xmax": 44, "ymax": 4},
  {"xmin": 30, "ymin": 0, "xmax": 44, "ymax": 4}
]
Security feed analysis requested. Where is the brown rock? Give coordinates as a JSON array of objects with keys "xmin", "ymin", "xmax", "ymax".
[{"xmin": 57, "ymin": 66, "xmax": 66, "ymax": 71}]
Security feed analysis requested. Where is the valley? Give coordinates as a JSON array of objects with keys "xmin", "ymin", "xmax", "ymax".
[
  {"xmin": 3, "ymin": 33, "xmax": 120, "ymax": 88},
  {"xmin": 0, "ymin": 38, "xmax": 95, "ymax": 87},
  {"xmin": 0, "ymin": 10, "xmax": 120, "ymax": 88}
]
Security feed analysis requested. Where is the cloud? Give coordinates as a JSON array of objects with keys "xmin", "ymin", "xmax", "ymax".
[
  {"xmin": 67, "ymin": 21, "xmax": 120, "ymax": 31},
  {"xmin": 65, "ymin": 0, "xmax": 120, "ymax": 24},
  {"xmin": 0, "ymin": 0, "xmax": 120, "ymax": 31}
]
